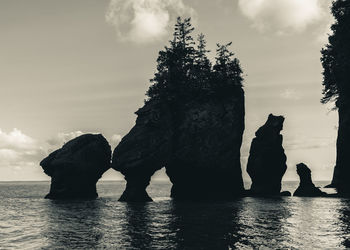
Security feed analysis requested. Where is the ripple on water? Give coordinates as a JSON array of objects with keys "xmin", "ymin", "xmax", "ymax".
[{"xmin": 0, "ymin": 181, "xmax": 350, "ymax": 249}]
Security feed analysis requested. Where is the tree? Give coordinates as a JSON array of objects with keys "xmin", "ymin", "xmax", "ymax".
[
  {"xmin": 192, "ymin": 33, "xmax": 211, "ymax": 91},
  {"xmin": 321, "ymin": 1, "xmax": 350, "ymax": 193},
  {"xmin": 146, "ymin": 17, "xmax": 196, "ymax": 102},
  {"xmin": 146, "ymin": 17, "xmax": 244, "ymax": 103},
  {"xmin": 321, "ymin": 0, "xmax": 350, "ymax": 107},
  {"xmin": 213, "ymin": 42, "xmax": 243, "ymax": 90}
]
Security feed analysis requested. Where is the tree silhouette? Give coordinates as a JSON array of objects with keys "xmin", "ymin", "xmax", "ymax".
[
  {"xmin": 213, "ymin": 42, "xmax": 243, "ymax": 91},
  {"xmin": 322, "ymin": 1, "xmax": 350, "ymax": 193},
  {"xmin": 147, "ymin": 17, "xmax": 196, "ymax": 102},
  {"xmin": 146, "ymin": 17, "xmax": 244, "ymax": 103},
  {"xmin": 321, "ymin": 0, "xmax": 350, "ymax": 107}
]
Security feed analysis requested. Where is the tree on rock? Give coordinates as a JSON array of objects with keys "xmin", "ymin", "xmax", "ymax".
[
  {"xmin": 113, "ymin": 17, "xmax": 246, "ymax": 201},
  {"xmin": 146, "ymin": 17, "xmax": 243, "ymax": 103},
  {"xmin": 213, "ymin": 42, "xmax": 243, "ymax": 93},
  {"xmin": 321, "ymin": 0, "xmax": 350, "ymax": 194},
  {"xmin": 146, "ymin": 17, "xmax": 196, "ymax": 102}
]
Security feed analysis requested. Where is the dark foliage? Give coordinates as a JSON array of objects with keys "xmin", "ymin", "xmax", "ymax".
[
  {"xmin": 321, "ymin": 0, "xmax": 350, "ymax": 107},
  {"xmin": 146, "ymin": 17, "xmax": 243, "ymax": 103}
]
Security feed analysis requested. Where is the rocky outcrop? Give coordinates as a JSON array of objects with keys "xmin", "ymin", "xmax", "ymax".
[
  {"xmin": 40, "ymin": 134, "xmax": 111, "ymax": 199},
  {"xmin": 293, "ymin": 163, "xmax": 326, "ymax": 197},
  {"xmin": 327, "ymin": 103, "xmax": 350, "ymax": 195},
  {"xmin": 112, "ymin": 101, "xmax": 173, "ymax": 202},
  {"xmin": 112, "ymin": 90, "xmax": 245, "ymax": 201},
  {"xmin": 246, "ymin": 114, "xmax": 287, "ymax": 196},
  {"xmin": 167, "ymin": 92, "xmax": 245, "ymax": 200}
]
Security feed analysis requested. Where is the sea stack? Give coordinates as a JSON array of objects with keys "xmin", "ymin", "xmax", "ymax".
[
  {"xmin": 111, "ymin": 101, "xmax": 173, "ymax": 202},
  {"xmin": 327, "ymin": 103, "xmax": 350, "ymax": 195},
  {"xmin": 247, "ymin": 114, "xmax": 287, "ymax": 196},
  {"xmin": 112, "ymin": 18, "xmax": 246, "ymax": 201},
  {"xmin": 40, "ymin": 134, "xmax": 111, "ymax": 199},
  {"xmin": 293, "ymin": 163, "xmax": 326, "ymax": 197},
  {"xmin": 112, "ymin": 90, "xmax": 246, "ymax": 201}
]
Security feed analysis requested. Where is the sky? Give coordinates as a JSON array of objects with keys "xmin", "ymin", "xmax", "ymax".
[{"xmin": 0, "ymin": 0, "xmax": 337, "ymax": 182}]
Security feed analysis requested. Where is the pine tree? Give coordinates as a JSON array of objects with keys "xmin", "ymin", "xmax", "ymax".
[
  {"xmin": 321, "ymin": 0, "xmax": 350, "ymax": 107},
  {"xmin": 146, "ymin": 17, "xmax": 244, "ymax": 103},
  {"xmin": 213, "ymin": 42, "xmax": 243, "ymax": 91},
  {"xmin": 192, "ymin": 33, "xmax": 211, "ymax": 91},
  {"xmin": 147, "ymin": 17, "xmax": 196, "ymax": 102}
]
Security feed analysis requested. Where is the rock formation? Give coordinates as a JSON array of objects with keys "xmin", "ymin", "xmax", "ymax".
[
  {"xmin": 112, "ymin": 90, "xmax": 245, "ymax": 201},
  {"xmin": 166, "ymin": 92, "xmax": 245, "ymax": 200},
  {"xmin": 112, "ymin": 17, "xmax": 246, "ymax": 201},
  {"xmin": 326, "ymin": 103, "xmax": 350, "ymax": 195},
  {"xmin": 112, "ymin": 101, "xmax": 173, "ymax": 202},
  {"xmin": 246, "ymin": 114, "xmax": 287, "ymax": 196},
  {"xmin": 293, "ymin": 163, "xmax": 326, "ymax": 197},
  {"xmin": 40, "ymin": 134, "xmax": 111, "ymax": 199}
]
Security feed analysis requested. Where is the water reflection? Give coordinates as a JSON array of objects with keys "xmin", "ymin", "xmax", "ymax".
[
  {"xmin": 285, "ymin": 197, "xmax": 346, "ymax": 248},
  {"xmin": 336, "ymin": 199, "xmax": 350, "ymax": 248},
  {"xmin": 38, "ymin": 195, "xmax": 350, "ymax": 249},
  {"xmin": 42, "ymin": 199, "xmax": 103, "ymax": 248},
  {"xmin": 237, "ymin": 197, "xmax": 292, "ymax": 248},
  {"xmin": 169, "ymin": 200, "xmax": 243, "ymax": 248},
  {"xmin": 123, "ymin": 202, "xmax": 153, "ymax": 249}
]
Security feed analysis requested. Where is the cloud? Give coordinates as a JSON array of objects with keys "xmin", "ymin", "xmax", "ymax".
[
  {"xmin": 105, "ymin": 0, "xmax": 196, "ymax": 43},
  {"xmin": 280, "ymin": 89, "xmax": 301, "ymax": 100},
  {"xmin": 0, "ymin": 129, "xmax": 124, "ymax": 180},
  {"xmin": 46, "ymin": 131, "xmax": 84, "ymax": 147},
  {"xmin": 238, "ymin": 0, "xmax": 329, "ymax": 34},
  {"xmin": 0, "ymin": 128, "xmax": 45, "ymax": 169},
  {"xmin": 0, "ymin": 128, "xmax": 37, "ymax": 150}
]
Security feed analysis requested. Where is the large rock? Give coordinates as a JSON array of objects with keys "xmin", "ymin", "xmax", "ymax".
[
  {"xmin": 293, "ymin": 163, "xmax": 326, "ymax": 197},
  {"xmin": 246, "ymin": 114, "xmax": 287, "ymax": 196},
  {"xmin": 327, "ymin": 103, "xmax": 350, "ymax": 195},
  {"xmin": 166, "ymin": 93, "xmax": 245, "ymax": 200},
  {"xmin": 112, "ymin": 90, "xmax": 245, "ymax": 201},
  {"xmin": 40, "ymin": 134, "xmax": 111, "ymax": 199},
  {"xmin": 112, "ymin": 101, "xmax": 173, "ymax": 202}
]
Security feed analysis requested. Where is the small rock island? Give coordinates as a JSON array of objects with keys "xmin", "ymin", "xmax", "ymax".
[
  {"xmin": 293, "ymin": 163, "xmax": 326, "ymax": 197},
  {"xmin": 112, "ymin": 18, "xmax": 246, "ymax": 201},
  {"xmin": 40, "ymin": 134, "xmax": 111, "ymax": 199},
  {"xmin": 247, "ymin": 114, "xmax": 288, "ymax": 196}
]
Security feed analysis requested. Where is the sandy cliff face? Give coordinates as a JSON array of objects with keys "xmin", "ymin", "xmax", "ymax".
[
  {"xmin": 40, "ymin": 134, "xmax": 111, "ymax": 199},
  {"xmin": 112, "ymin": 89, "xmax": 245, "ymax": 201}
]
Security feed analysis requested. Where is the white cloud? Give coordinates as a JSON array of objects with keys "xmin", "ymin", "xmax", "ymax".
[
  {"xmin": 238, "ymin": 0, "xmax": 329, "ymax": 34},
  {"xmin": 0, "ymin": 129, "xmax": 124, "ymax": 180},
  {"xmin": 0, "ymin": 128, "xmax": 45, "ymax": 169},
  {"xmin": 280, "ymin": 89, "xmax": 301, "ymax": 100},
  {"xmin": 0, "ymin": 128, "xmax": 37, "ymax": 150},
  {"xmin": 46, "ymin": 131, "xmax": 84, "ymax": 147},
  {"xmin": 105, "ymin": 0, "xmax": 196, "ymax": 43}
]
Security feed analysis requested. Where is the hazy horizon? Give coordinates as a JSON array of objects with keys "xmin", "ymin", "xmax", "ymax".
[{"xmin": 0, "ymin": 0, "xmax": 337, "ymax": 182}]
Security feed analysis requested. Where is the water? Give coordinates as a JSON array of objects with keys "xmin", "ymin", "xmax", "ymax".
[{"xmin": 1, "ymin": 181, "xmax": 350, "ymax": 249}]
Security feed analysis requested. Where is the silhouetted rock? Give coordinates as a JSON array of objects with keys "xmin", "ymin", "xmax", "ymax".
[
  {"xmin": 112, "ymin": 101, "xmax": 173, "ymax": 202},
  {"xmin": 40, "ymin": 134, "xmax": 111, "ymax": 199},
  {"xmin": 112, "ymin": 90, "xmax": 245, "ymax": 201},
  {"xmin": 327, "ymin": 103, "xmax": 350, "ymax": 195},
  {"xmin": 167, "ymin": 92, "xmax": 245, "ymax": 200},
  {"xmin": 293, "ymin": 163, "xmax": 326, "ymax": 197},
  {"xmin": 280, "ymin": 191, "xmax": 291, "ymax": 196},
  {"xmin": 324, "ymin": 183, "xmax": 336, "ymax": 188},
  {"xmin": 247, "ymin": 114, "xmax": 287, "ymax": 196}
]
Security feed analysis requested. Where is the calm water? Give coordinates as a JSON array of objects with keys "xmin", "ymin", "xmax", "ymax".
[{"xmin": 0, "ymin": 180, "xmax": 349, "ymax": 249}]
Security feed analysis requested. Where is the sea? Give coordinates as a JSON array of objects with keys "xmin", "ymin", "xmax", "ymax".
[{"xmin": 0, "ymin": 180, "xmax": 349, "ymax": 249}]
